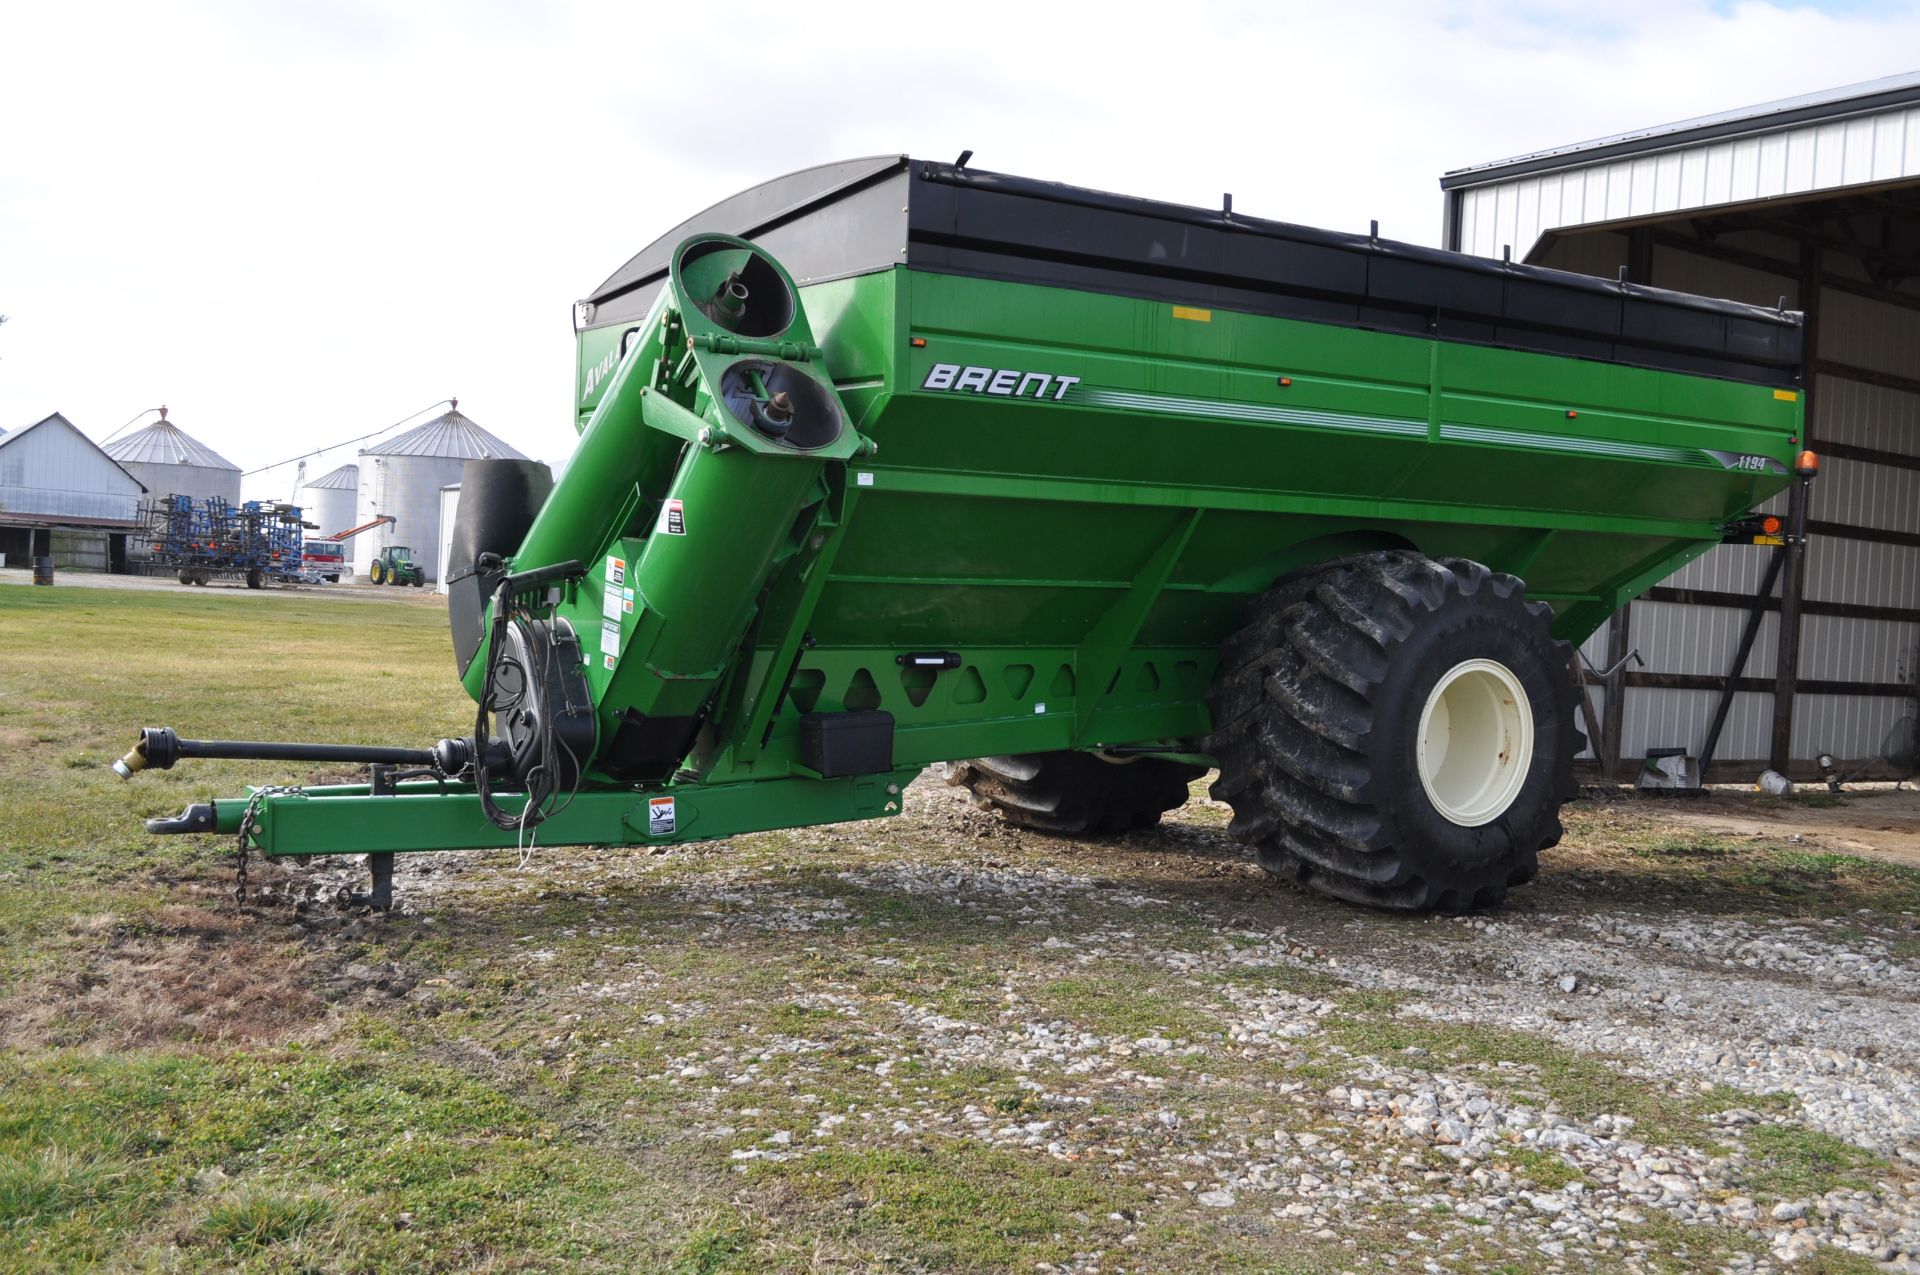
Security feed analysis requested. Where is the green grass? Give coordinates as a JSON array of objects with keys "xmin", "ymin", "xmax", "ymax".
[
  {"xmin": 0, "ymin": 1147, "xmax": 124, "ymax": 1232},
  {"xmin": 1498, "ymin": 1146, "xmax": 1583, "ymax": 1190},
  {"xmin": 745, "ymin": 1143, "xmax": 1140, "ymax": 1270},
  {"xmin": 1726, "ymin": 851, "xmax": 1920, "ymax": 910},
  {"xmin": 1567, "ymin": 808, "xmax": 1920, "ymax": 916},
  {"xmin": 0, "ymin": 1044, "xmax": 688, "ymax": 1270},
  {"xmin": 201, "ymin": 1185, "xmax": 335, "ymax": 1253},
  {"xmin": 1742, "ymin": 1123, "xmax": 1892, "ymax": 1200},
  {"xmin": 4, "ymin": 581, "xmax": 1915, "ymax": 1271},
  {"xmin": 1032, "ymin": 971, "xmax": 1221, "ymax": 1042}
]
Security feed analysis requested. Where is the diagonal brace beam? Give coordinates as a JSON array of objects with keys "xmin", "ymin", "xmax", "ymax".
[{"xmin": 1070, "ymin": 509, "xmax": 1204, "ymax": 748}]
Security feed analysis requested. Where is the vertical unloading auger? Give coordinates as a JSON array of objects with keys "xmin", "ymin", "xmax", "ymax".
[{"xmin": 122, "ymin": 235, "xmax": 905, "ymax": 904}]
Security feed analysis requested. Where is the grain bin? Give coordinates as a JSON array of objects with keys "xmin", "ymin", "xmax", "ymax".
[
  {"xmin": 354, "ymin": 403, "xmax": 525, "ymax": 583},
  {"xmin": 104, "ymin": 407, "xmax": 241, "ymax": 505},
  {"xmin": 296, "ymin": 463, "xmax": 360, "ymax": 540}
]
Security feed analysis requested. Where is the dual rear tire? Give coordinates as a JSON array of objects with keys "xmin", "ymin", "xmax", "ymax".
[
  {"xmin": 943, "ymin": 752, "xmax": 1205, "ymax": 835},
  {"xmin": 944, "ymin": 550, "xmax": 1580, "ymax": 912}
]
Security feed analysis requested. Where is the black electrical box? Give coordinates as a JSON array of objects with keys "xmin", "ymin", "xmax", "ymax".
[{"xmin": 799, "ymin": 710, "xmax": 895, "ymax": 778}]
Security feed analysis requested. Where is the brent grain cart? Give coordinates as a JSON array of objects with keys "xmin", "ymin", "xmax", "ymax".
[{"xmin": 119, "ymin": 156, "xmax": 1808, "ymax": 913}]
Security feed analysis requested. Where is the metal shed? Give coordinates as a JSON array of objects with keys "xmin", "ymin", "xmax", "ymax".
[
  {"xmin": 1443, "ymin": 73, "xmax": 1920, "ymax": 781},
  {"xmin": 0, "ymin": 413, "xmax": 148, "ymax": 571}
]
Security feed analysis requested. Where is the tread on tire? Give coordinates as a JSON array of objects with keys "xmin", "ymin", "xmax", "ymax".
[{"xmin": 1205, "ymin": 550, "xmax": 1580, "ymax": 913}]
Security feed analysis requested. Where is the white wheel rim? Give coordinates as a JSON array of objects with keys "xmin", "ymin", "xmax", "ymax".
[{"xmin": 1416, "ymin": 658, "xmax": 1534, "ymax": 827}]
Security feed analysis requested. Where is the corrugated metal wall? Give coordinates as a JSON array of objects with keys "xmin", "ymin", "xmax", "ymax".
[
  {"xmin": 117, "ymin": 460, "xmax": 241, "ymax": 506},
  {"xmin": 0, "ymin": 420, "xmax": 144, "ymax": 523},
  {"xmin": 1535, "ymin": 223, "xmax": 1919, "ymax": 772},
  {"xmin": 1798, "ymin": 282, "xmax": 1920, "ymax": 766},
  {"xmin": 297, "ymin": 484, "xmax": 357, "ymax": 542}
]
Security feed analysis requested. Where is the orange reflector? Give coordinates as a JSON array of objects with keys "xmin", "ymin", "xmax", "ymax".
[
  {"xmin": 909, "ymin": 337, "xmax": 927, "ymax": 348},
  {"xmin": 1277, "ymin": 376, "xmax": 1293, "ymax": 387},
  {"xmin": 1762, "ymin": 516, "xmax": 1782, "ymax": 536},
  {"xmin": 1796, "ymin": 449, "xmax": 1820, "ymax": 476},
  {"xmin": 1566, "ymin": 410, "xmax": 1579, "ymax": 419}
]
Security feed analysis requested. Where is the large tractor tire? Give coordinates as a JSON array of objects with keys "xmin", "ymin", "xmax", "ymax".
[
  {"xmin": 369, "ymin": 561, "xmax": 385, "ymax": 585},
  {"xmin": 1206, "ymin": 550, "xmax": 1579, "ymax": 913},
  {"xmin": 944, "ymin": 752, "xmax": 1206, "ymax": 835}
]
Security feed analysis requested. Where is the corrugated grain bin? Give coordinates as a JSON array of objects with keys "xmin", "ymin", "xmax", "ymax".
[
  {"xmin": 104, "ymin": 409, "xmax": 241, "ymax": 507},
  {"xmin": 297, "ymin": 463, "xmax": 360, "ymax": 540},
  {"xmin": 354, "ymin": 404, "xmax": 525, "ymax": 584}
]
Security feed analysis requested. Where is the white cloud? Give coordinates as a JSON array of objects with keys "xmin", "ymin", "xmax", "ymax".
[{"xmin": 1, "ymin": 0, "xmax": 1914, "ymax": 487}]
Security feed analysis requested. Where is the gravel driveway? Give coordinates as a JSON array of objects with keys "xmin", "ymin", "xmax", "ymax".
[{"xmin": 277, "ymin": 778, "xmax": 1920, "ymax": 1273}]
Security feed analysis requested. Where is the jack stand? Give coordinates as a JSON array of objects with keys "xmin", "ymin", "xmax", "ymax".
[
  {"xmin": 335, "ymin": 764, "xmax": 399, "ymax": 912},
  {"xmin": 367, "ymin": 852, "xmax": 395, "ymax": 911}
]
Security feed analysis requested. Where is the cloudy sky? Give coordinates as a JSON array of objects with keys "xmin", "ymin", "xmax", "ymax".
[{"xmin": 2, "ymin": 0, "xmax": 1916, "ymax": 494}]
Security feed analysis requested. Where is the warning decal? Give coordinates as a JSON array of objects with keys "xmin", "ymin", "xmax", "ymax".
[
  {"xmin": 606, "ymin": 555, "xmax": 626, "ymax": 586},
  {"xmin": 600, "ymin": 618, "xmax": 621, "ymax": 656},
  {"xmin": 648, "ymin": 796, "xmax": 676, "ymax": 836},
  {"xmin": 659, "ymin": 499, "xmax": 686, "ymax": 536}
]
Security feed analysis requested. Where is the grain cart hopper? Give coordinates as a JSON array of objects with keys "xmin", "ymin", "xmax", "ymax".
[{"xmin": 120, "ymin": 155, "xmax": 1808, "ymax": 912}]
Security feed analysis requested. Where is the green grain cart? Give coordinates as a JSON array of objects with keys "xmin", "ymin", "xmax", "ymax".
[{"xmin": 121, "ymin": 156, "xmax": 1808, "ymax": 913}]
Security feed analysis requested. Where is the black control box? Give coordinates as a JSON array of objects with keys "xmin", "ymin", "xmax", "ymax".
[{"xmin": 798, "ymin": 710, "xmax": 895, "ymax": 778}]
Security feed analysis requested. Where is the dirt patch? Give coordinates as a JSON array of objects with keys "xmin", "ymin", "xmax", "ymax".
[
  {"xmin": 1657, "ymin": 787, "xmax": 1920, "ymax": 866},
  {"xmin": 0, "ymin": 904, "xmax": 327, "ymax": 1050}
]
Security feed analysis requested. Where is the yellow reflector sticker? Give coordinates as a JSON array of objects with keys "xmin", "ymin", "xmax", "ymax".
[
  {"xmin": 1171, "ymin": 305, "xmax": 1212, "ymax": 322},
  {"xmin": 1773, "ymin": 389, "xmax": 1799, "ymax": 402}
]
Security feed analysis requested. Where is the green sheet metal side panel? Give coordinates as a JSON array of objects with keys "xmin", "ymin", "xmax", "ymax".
[
  {"xmin": 793, "ymin": 267, "xmax": 1796, "ymax": 636},
  {"xmin": 683, "ymin": 266, "xmax": 1798, "ymax": 778}
]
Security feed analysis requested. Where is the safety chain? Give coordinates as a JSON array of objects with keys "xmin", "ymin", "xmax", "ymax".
[{"xmin": 233, "ymin": 786, "xmax": 302, "ymax": 905}]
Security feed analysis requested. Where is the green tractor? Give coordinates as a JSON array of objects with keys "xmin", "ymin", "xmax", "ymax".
[{"xmin": 368, "ymin": 546, "xmax": 424, "ymax": 588}]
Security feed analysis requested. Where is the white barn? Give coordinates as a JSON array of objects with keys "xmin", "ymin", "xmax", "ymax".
[{"xmin": 0, "ymin": 413, "xmax": 148, "ymax": 571}]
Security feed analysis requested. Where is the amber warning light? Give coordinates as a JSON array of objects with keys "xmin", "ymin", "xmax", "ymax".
[
  {"xmin": 1795, "ymin": 450, "xmax": 1820, "ymax": 477},
  {"xmin": 1725, "ymin": 511, "xmax": 1789, "ymax": 546}
]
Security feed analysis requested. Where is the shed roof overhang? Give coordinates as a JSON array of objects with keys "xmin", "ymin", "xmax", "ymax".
[
  {"xmin": 0, "ymin": 512, "xmax": 144, "ymax": 532},
  {"xmin": 1441, "ymin": 73, "xmax": 1920, "ymax": 261}
]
